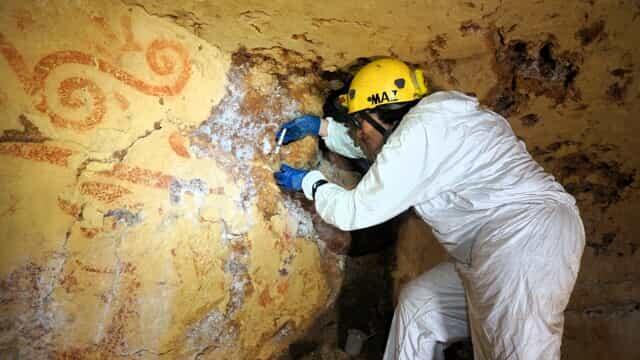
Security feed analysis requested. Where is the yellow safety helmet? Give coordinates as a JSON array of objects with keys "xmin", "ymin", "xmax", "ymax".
[{"xmin": 339, "ymin": 58, "xmax": 428, "ymax": 114}]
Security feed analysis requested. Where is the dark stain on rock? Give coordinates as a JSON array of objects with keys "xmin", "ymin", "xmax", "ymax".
[
  {"xmin": 606, "ymin": 70, "xmax": 633, "ymax": 104},
  {"xmin": 610, "ymin": 68, "xmax": 632, "ymax": 78},
  {"xmin": 231, "ymin": 46, "xmax": 322, "ymax": 80},
  {"xmin": 575, "ymin": 20, "xmax": 606, "ymax": 46},
  {"xmin": 291, "ymin": 33, "xmax": 318, "ymax": 45},
  {"xmin": 111, "ymin": 149, "xmax": 127, "ymax": 161},
  {"xmin": 344, "ymin": 57, "xmax": 373, "ymax": 74},
  {"xmin": 0, "ymin": 114, "xmax": 49, "ymax": 143},
  {"xmin": 104, "ymin": 208, "xmax": 141, "ymax": 226},
  {"xmin": 483, "ymin": 29, "xmax": 581, "ymax": 117},
  {"xmin": 433, "ymin": 58, "xmax": 459, "ymax": 86},
  {"xmin": 586, "ymin": 232, "xmax": 616, "ymax": 256},
  {"xmin": 432, "ymin": 34, "xmax": 447, "ymax": 49},
  {"xmin": 426, "ymin": 34, "xmax": 448, "ymax": 58},
  {"xmin": 582, "ymin": 302, "xmax": 640, "ymax": 319},
  {"xmin": 531, "ymin": 140, "xmax": 576, "ymax": 157},
  {"xmin": 533, "ymin": 142, "xmax": 636, "ymax": 210},
  {"xmin": 559, "ymin": 154, "xmax": 634, "ymax": 207},
  {"xmin": 289, "ymin": 340, "xmax": 320, "ymax": 358},
  {"xmin": 607, "ymin": 82, "xmax": 628, "ymax": 102},
  {"xmin": 460, "ymin": 20, "xmax": 481, "ymax": 35},
  {"xmin": 519, "ymin": 113, "xmax": 540, "ymax": 127}
]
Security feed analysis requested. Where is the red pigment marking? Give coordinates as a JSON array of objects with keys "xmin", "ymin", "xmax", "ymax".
[
  {"xmin": 277, "ymin": 280, "xmax": 288, "ymax": 295},
  {"xmin": 30, "ymin": 40, "xmax": 191, "ymax": 96},
  {"xmin": 0, "ymin": 32, "xmax": 36, "ymax": 92},
  {"xmin": 93, "ymin": 15, "xmax": 141, "ymax": 63},
  {"xmin": 98, "ymin": 163, "xmax": 174, "ymax": 189},
  {"xmin": 259, "ymin": 288, "xmax": 273, "ymax": 307},
  {"xmin": 74, "ymin": 259, "xmax": 114, "ymax": 274},
  {"xmin": 0, "ymin": 143, "xmax": 73, "ymax": 167},
  {"xmin": 57, "ymin": 198, "xmax": 81, "ymax": 218},
  {"xmin": 80, "ymin": 181, "xmax": 132, "ymax": 203},
  {"xmin": 0, "ymin": 31, "xmax": 191, "ymax": 132},
  {"xmin": 99, "ymin": 263, "xmax": 140, "ymax": 354},
  {"xmin": 60, "ymin": 269, "xmax": 79, "ymax": 293},
  {"xmin": 44, "ymin": 77, "xmax": 107, "ymax": 131},
  {"xmin": 73, "ymin": 162, "xmax": 221, "ymax": 196},
  {"xmin": 87, "ymin": 163, "xmax": 221, "ymax": 196},
  {"xmin": 168, "ymin": 131, "xmax": 190, "ymax": 158},
  {"xmin": 55, "ymin": 261, "xmax": 141, "ymax": 357},
  {"xmin": 79, "ymin": 227, "xmax": 101, "ymax": 239},
  {"xmin": 113, "ymin": 92, "xmax": 129, "ymax": 110}
]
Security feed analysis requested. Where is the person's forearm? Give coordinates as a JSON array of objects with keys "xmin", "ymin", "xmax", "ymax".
[{"xmin": 319, "ymin": 118, "xmax": 329, "ymax": 137}]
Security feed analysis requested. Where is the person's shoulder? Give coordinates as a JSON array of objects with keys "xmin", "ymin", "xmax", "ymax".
[
  {"xmin": 410, "ymin": 90, "xmax": 479, "ymax": 115},
  {"xmin": 398, "ymin": 90, "xmax": 485, "ymax": 136}
]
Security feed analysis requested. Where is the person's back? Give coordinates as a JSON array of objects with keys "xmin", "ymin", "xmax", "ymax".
[{"xmin": 396, "ymin": 91, "xmax": 576, "ymax": 263}]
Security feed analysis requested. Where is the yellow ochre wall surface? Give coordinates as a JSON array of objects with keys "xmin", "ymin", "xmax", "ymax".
[
  {"xmin": 1, "ymin": 0, "xmax": 639, "ymax": 359},
  {"xmin": 0, "ymin": 1, "xmax": 348, "ymax": 358}
]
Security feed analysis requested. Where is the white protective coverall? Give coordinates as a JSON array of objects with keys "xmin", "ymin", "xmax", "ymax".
[{"xmin": 301, "ymin": 91, "xmax": 585, "ymax": 360}]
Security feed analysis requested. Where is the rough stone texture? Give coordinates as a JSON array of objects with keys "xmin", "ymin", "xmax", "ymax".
[
  {"xmin": 0, "ymin": 1, "xmax": 349, "ymax": 359},
  {"xmin": 392, "ymin": 212, "xmax": 448, "ymax": 300},
  {"xmin": 2, "ymin": 0, "xmax": 640, "ymax": 359}
]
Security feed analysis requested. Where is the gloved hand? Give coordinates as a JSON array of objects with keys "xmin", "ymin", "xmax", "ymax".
[
  {"xmin": 275, "ymin": 115, "xmax": 321, "ymax": 144},
  {"xmin": 274, "ymin": 164, "xmax": 309, "ymax": 192}
]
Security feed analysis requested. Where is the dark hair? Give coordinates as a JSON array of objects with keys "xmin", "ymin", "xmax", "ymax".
[{"xmin": 373, "ymin": 100, "xmax": 419, "ymax": 125}]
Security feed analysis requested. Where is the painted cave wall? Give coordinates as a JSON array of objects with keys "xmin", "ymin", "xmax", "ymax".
[{"xmin": 1, "ymin": 0, "xmax": 639, "ymax": 359}]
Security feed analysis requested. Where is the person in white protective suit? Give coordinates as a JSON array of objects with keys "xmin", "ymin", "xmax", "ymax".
[{"xmin": 274, "ymin": 58, "xmax": 585, "ymax": 360}]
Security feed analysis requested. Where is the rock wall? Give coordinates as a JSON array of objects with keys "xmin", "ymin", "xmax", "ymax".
[
  {"xmin": 2, "ymin": 0, "xmax": 639, "ymax": 359},
  {"xmin": 0, "ymin": 1, "xmax": 350, "ymax": 359}
]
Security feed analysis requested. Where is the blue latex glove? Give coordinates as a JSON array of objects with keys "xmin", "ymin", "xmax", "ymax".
[
  {"xmin": 275, "ymin": 115, "xmax": 321, "ymax": 144},
  {"xmin": 274, "ymin": 164, "xmax": 309, "ymax": 192}
]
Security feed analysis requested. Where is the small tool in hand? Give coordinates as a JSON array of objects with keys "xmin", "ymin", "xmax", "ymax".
[{"xmin": 274, "ymin": 128, "xmax": 287, "ymax": 155}]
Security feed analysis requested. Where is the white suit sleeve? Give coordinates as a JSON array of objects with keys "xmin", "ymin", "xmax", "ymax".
[
  {"xmin": 321, "ymin": 117, "xmax": 366, "ymax": 159},
  {"xmin": 304, "ymin": 123, "xmax": 429, "ymax": 231}
]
